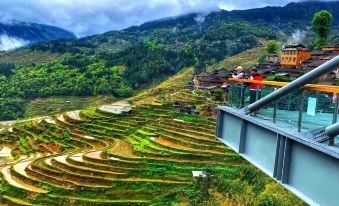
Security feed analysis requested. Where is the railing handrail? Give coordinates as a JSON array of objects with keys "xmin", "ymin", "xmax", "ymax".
[{"xmin": 229, "ymin": 78, "xmax": 339, "ymax": 93}]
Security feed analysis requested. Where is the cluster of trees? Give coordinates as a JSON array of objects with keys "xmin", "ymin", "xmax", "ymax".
[
  {"xmin": 265, "ymin": 40, "xmax": 280, "ymax": 54},
  {"xmin": 0, "ymin": 63, "xmax": 15, "ymax": 76},
  {"xmin": 0, "ymin": 55, "xmax": 132, "ymax": 99},
  {"xmin": 0, "ymin": 98, "xmax": 26, "ymax": 121}
]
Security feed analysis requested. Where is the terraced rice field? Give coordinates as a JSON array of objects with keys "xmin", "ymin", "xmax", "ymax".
[{"xmin": 0, "ymin": 96, "xmax": 244, "ymax": 205}]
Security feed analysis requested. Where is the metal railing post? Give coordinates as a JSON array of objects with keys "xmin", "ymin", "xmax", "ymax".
[
  {"xmin": 332, "ymin": 93, "xmax": 338, "ymax": 124},
  {"xmin": 273, "ymin": 100, "xmax": 278, "ymax": 123},
  {"xmin": 228, "ymin": 82, "xmax": 233, "ymax": 107},
  {"xmin": 240, "ymin": 83, "xmax": 245, "ymax": 108},
  {"xmin": 256, "ymin": 83, "xmax": 259, "ymax": 101},
  {"xmin": 329, "ymin": 93, "xmax": 339, "ymax": 145},
  {"xmin": 298, "ymin": 90, "xmax": 305, "ymax": 132}
]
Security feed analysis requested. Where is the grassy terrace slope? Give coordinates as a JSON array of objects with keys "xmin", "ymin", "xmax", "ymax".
[
  {"xmin": 206, "ymin": 47, "xmax": 264, "ymax": 72},
  {"xmin": 0, "ymin": 50, "xmax": 64, "ymax": 66},
  {"xmin": 0, "ymin": 63, "xmax": 303, "ymax": 205}
]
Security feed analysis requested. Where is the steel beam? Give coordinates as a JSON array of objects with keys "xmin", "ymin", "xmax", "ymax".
[
  {"xmin": 217, "ymin": 106, "xmax": 339, "ymax": 206},
  {"xmin": 325, "ymin": 122, "xmax": 339, "ymax": 139}
]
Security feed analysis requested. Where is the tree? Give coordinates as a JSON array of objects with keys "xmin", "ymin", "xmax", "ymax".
[
  {"xmin": 0, "ymin": 98, "xmax": 26, "ymax": 121},
  {"xmin": 312, "ymin": 10, "xmax": 333, "ymax": 49},
  {"xmin": 265, "ymin": 40, "xmax": 280, "ymax": 54}
]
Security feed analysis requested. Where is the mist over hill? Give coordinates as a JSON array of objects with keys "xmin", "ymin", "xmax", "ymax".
[{"xmin": 0, "ymin": 21, "xmax": 76, "ymax": 51}]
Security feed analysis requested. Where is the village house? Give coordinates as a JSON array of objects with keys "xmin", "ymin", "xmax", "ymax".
[
  {"xmin": 193, "ymin": 68, "xmax": 231, "ymax": 88},
  {"xmin": 257, "ymin": 53, "xmax": 281, "ymax": 75},
  {"xmin": 301, "ymin": 49, "xmax": 339, "ymax": 82},
  {"xmin": 321, "ymin": 44, "xmax": 339, "ymax": 55},
  {"xmin": 280, "ymin": 44, "xmax": 312, "ymax": 69},
  {"xmin": 258, "ymin": 44, "xmax": 338, "ymax": 80}
]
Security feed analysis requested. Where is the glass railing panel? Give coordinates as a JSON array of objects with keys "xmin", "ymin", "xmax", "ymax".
[
  {"xmin": 228, "ymin": 83, "xmax": 242, "ymax": 108},
  {"xmin": 255, "ymin": 85, "xmax": 276, "ymax": 121},
  {"xmin": 275, "ymin": 89, "xmax": 303, "ymax": 130},
  {"xmin": 243, "ymin": 84, "xmax": 251, "ymax": 107},
  {"xmin": 301, "ymin": 91, "xmax": 336, "ymax": 132}
]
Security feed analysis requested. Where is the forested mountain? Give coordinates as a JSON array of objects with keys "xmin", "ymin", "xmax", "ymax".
[
  {"xmin": 26, "ymin": 1, "xmax": 339, "ymax": 55},
  {"xmin": 0, "ymin": 21, "xmax": 76, "ymax": 51},
  {"xmin": 0, "ymin": 1, "xmax": 338, "ymax": 120}
]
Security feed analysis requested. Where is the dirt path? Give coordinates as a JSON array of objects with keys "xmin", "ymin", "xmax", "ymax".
[{"xmin": 0, "ymin": 116, "xmax": 47, "ymax": 127}]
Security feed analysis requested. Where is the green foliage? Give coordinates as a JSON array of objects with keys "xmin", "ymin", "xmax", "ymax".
[
  {"xmin": 202, "ymin": 21, "xmax": 277, "ymax": 61},
  {"xmin": 312, "ymin": 10, "xmax": 333, "ymax": 49},
  {"xmin": 258, "ymin": 54, "xmax": 267, "ymax": 64},
  {"xmin": 239, "ymin": 165, "xmax": 266, "ymax": 186},
  {"xmin": 264, "ymin": 74, "xmax": 289, "ymax": 82},
  {"xmin": 99, "ymin": 43, "xmax": 186, "ymax": 87},
  {"xmin": 0, "ymin": 63, "xmax": 15, "ymax": 76},
  {"xmin": 331, "ymin": 35, "xmax": 339, "ymax": 44},
  {"xmin": 265, "ymin": 40, "xmax": 280, "ymax": 54},
  {"xmin": 214, "ymin": 172, "xmax": 245, "ymax": 197},
  {"xmin": 0, "ymin": 98, "xmax": 26, "ymax": 121},
  {"xmin": 202, "ymin": 90, "xmax": 209, "ymax": 98},
  {"xmin": 0, "ymin": 55, "xmax": 132, "ymax": 99},
  {"xmin": 214, "ymin": 88, "xmax": 223, "ymax": 101},
  {"xmin": 190, "ymin": 171, "xmax": 214, "ymax": 205},
  {"xmin": 256, "ymin": 194, "xmax": 283, "ymax": 206}
]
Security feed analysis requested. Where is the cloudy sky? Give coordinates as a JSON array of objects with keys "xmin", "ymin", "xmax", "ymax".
[{"xmin": 0, "ymin": 0, "xmax": 333, "ymax": 37}]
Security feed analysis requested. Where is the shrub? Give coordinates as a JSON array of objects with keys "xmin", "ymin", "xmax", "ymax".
[
  {"xmin": 0, "ymin": 98, "xmax": 26, "ymax": 121},
  {"xmin": 214, "ymin": 88, "xmax": 223, "ymax": 101},
  {"xmin": 265, "ymin": 40, "xmax": 280, "ymax": 54},
  {"xmin": 264, "ymin": 74, "xmax": 289, "ymax": 82},
  {"xmin": 256, "ymin": 194, "xmax": 283, "ymax": 206}
]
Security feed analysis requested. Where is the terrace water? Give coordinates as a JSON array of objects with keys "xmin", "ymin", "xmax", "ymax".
[
  {"xmin": 99, "ymin": 100, "xmax": 131, "ymax": 114},
  {"xmin": 0, "ymin": 146, "xmax": 12, "ymax": 157},
  {"xmin": 44, "ymin": 118, "xmax": 56, "ymax": 124},
  {"xmin": 13, "ymin": 161, "xmax": 33, "ymax": 177},
  {"xmin": 1, "ymin": 166, "xmax": 48, "ymax": 193},
  {"xmin": 67, "ymin": 111, "xmax": 81, "ymax": 120},
  {"xmin": 84, "ymin": 135, "xmax": 95, "ymax": 139}
]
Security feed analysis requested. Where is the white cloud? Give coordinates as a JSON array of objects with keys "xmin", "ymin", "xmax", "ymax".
[
  {"xmin": 0, "ymin": 35, "xmax": 29, "ymax": 51},
  {"xmin": 0, "ymin": 0, "xmax": 333, "ymax": 37}
]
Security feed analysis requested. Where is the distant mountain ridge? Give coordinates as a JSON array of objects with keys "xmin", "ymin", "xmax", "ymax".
[
  {"xmin": 0, "ymin": 21, "xmax": 76, "ymax": 51},
  {"xmin": 132, "ymin": 1, "xmax": 339, "ymax": 34}
]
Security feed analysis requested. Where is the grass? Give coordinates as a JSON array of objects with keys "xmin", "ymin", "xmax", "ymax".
[
  {"xmin": 25, "ymin": 95, "xmax": 118, "ymax": 118},
  {"xmin": 206, "ymin": 47, "xmax": 265, "ymax": 72},
  {"xmin": 0, "ymin": 49, "xmax": 64, "ymax": 66}
]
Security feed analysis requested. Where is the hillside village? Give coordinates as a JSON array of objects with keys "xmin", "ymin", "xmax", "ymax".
[{"xmin": 193, "ymin": 43, "xmax": 339, "ymax": 96}]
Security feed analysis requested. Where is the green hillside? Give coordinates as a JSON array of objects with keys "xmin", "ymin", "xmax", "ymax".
[
  {"xmin": 0, "ymin": 20, "xmax": 277, "ymax": 121},
  {"xmin": 0, "ymin": 64, "xmax": 304, "ymax": 205},
  {"xmin": 206, "ymin": 47, "xmax": 265, "ymax": 72}
]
